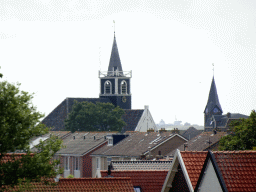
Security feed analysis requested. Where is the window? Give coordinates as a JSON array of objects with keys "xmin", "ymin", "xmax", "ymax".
[
  {"xmin": 134, "ymin": 186, "xmax": 141, "ymax": 192},
  {"xmin": 108, "ymin": 138, "xmax": 113, "ymax": 146},
  {"xmin": 121, "ymin": 80, "xmax": 127, "ymax": 94},
  {"xmin": 96, "ymin": 157, "xmax": 100, "ymax": 170},
  {"xmin": 74, "ymin": 157, "xmax": 79, "ymax": 170},
  {"xmin": 64, "ymin": 156, "xmax": 69, "ymax": 170},
  {"xmin": 104, "ymin": 81, "xmax": 111, "ymax": 94}
]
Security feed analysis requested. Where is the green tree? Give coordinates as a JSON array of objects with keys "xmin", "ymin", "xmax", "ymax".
[
  {"xmin": 0, "ymin": 80, "xmax": 63, "ymax": 190},
  {"xmin": 219, "ymin": 110, "xmax": 256, "ymax": 150},
  {"xmin": 65, "ymin": 101, "xmax": 126, "ymax": 132}
]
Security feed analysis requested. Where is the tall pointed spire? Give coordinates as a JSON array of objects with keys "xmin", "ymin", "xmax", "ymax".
[
  {"xmin": 204, "ymin": 76, "xmax": 223, "ymax": 114},
  {"xmin": 107, "ymin": 33, "xmax": 123, "ymax": 76}
]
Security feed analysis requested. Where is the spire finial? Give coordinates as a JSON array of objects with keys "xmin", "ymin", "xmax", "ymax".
[
  {"xmin": 212, "ymin": 63, "xmax": 214, "ymax": 76},
  {"xmin": 113, "ymin": 20, "xmax": 115, "ymax": 34}
]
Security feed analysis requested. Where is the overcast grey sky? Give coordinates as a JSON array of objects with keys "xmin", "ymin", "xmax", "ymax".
[{"xmin": 1, "ymin": 0, "xmax": 256, "ymax": 125}]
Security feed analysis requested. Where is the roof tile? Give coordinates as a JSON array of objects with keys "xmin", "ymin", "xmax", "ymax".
[
  {"xmin": 180, "ymin": 151, "xmax": 208, "ymax": 189},
  {"xmin": 213, "ymin": 151, "xmax": 256, "ymax": 191},
  {"xmin": 101, "ymin": 170, "xmax": 168, "ymax": 192}
]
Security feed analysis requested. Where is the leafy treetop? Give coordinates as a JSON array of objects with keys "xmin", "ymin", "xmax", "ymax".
[
  {"xmin": 0, "ymin": 80, "xmax": 63, "ymax": 190},
  {"xmin": 219, "ymin": 110, "xmax": 256, "ymax": 151},
  {"xmin": 65, "ymin": 101, "xmax": 126, "ymax": 133}
]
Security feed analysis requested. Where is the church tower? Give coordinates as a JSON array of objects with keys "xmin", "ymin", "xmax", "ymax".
[
  {"xmin": 99, "ymin": 33, "xmax": 132, "ymax": 109},
  {"xmin": 204, "ymin": 77, "xmax": 223, "ymax": 128}
]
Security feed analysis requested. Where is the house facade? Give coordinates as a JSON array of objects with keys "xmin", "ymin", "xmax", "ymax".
[{"xmin": 54, "ymin": 132, "xmax": 118, "ymax": 178}]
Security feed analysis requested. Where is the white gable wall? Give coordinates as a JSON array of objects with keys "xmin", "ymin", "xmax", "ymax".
[
  {"xmin": 134, "ymin": 106, "xmax": 157, "ymax": 132},
  {"xmin": 198, "ymin": 159, "xmax": 223, "ymax": 192}
]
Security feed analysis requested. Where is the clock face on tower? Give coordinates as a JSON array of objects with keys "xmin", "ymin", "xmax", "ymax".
[
  {"xmin": 122, "ymin": 96, "xmax": 127, "ymax": 103},
  {"xmin": 213, "ymin": 107, "xmax": 219, "ymax": 113}
]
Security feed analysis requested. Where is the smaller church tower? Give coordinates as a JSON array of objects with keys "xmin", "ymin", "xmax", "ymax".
[
  {"xmin": 99, "ymin": 33, "xmax": 132, "ymax": 109},
  {"xmin": 204, "ymin": 77, "xmax": 223, "ymax": 129}
]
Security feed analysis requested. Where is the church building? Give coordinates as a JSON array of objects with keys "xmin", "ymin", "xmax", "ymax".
[
  {"xmin": 204, "ymin": 77, "xmax": 248, "ymax": 132},
  {"xmin": 42, "ymin": 33, "xmax": 157, "ymax": 132}
]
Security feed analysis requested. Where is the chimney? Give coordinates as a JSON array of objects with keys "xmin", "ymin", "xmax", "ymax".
[
  {"xmin": 147, "ymin": 128, "xmax": 154, "ymax": 133},
  {"xmin": 159, "ymin": 128, "xmax": 166, "ymax": 133},
  {"xmin": 184, "ymin": 143, "xmax": 188, "ymax": 151}
]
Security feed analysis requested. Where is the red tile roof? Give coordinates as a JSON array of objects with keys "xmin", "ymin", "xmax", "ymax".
[
  {"xmin": 180, "ymin": 151, "xmax": 208, "ymax": 189},
  {"xmin": 101, "ymin": 170, "xmax": 168, "ymax": 192},
  {"xmin": 213, "ymin": 151, "xmax": 256, "ymax": 192},
  {"xmin": 1, "ymin": 153, "xmax": 34, "ymax": 163},
  {"xmin": 4, "ymin": 177, "xmax": 134, "ymax": 192}
]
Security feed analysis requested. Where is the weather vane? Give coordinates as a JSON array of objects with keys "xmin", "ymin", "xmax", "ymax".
[{"xmin": 113, "ymin": 20, "xmax": 115, "ymax": 33}]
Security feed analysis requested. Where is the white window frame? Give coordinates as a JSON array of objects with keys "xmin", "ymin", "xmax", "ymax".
[
  {"xmin": 104, "ymin": 81, "xmax": 112, "ymax": 94},
  {"xmin": 74, "ymin": 156, "xmax": 80, "ymax": 170},
  {"xmin": 64, "ymin": 156, "xmax": 70, "ymax": 170},
  {"xmin": 121, "ymin": 80, "xmax": 127, "ymax": 94},
  {"xmin": 96, "ymin": 157, "xmax": 101, "ymax": 170},
  {"xmin": 108, "ymin": 138, "xmax": 113, "ymax": 146}
]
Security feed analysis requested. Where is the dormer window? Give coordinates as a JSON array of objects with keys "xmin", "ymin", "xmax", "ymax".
[
  {"xmin": 108, "ymin": 138, "xmax": 113, "ymax": 146},
  {"xmin": 104, "ymin": 81, "xmax": 112, "ymax": 94},
  {"xmin": 121, "ymin": 80, "xmax": 127, "ymax": 94},
  {"xmin": 107, "ymin": 136, "xmax": 113, "ymax": 146}
]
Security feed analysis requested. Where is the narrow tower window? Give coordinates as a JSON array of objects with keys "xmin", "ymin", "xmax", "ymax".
[
  {"xmin": 104, "ymin": 81, "xmax": 112, "ymax": 94},
  {"xmin": 121, "ymin": 80, "xmax": 127, "ymax": 94}
]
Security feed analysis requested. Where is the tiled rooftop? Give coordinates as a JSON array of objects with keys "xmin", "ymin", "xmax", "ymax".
[
  {"xmin": 1, "ymin": 153, "xmax": 34, "ymax": 163},
  {"xmin": 112, "ymin": 160, "xmax": 172, "ymax": 171},
  {"xmin": 180, "ymin": 151, "xmax": 208, "ymax": 189},
  {"xmin": 167, "ymin": 131, "xmax": 227, "ymax": 156},
  {"xmin": 56, "ymin": 132, "xmax": 117, "ymax": 155},
  {"xmin": 92, "ymin": 132, "xmax": 180, "ymax": 157},
  {"xmin": 101, "ymin": 170, "xmax": 168, "ymax": 192},
  {"xmin": 213, "ymin": 151, "xmax": 256, "ymax": 192},
  {"xmin": 4, "ymin": 177, "xmax": 134, "ymax": 191},
  {"xmin": 42, "ymin": 98, "xmax": 145, "ymax": 132},
  {"xmin": 42, "ymin": 98, "xmax": 112, "ymax": 131},
  {"xmin": 181, "ymin": 127, "xmax": 203, "ymax": 140},
  {"xmin": 122, "ymin": 110, "xmax": 144, "ymax": 132}
]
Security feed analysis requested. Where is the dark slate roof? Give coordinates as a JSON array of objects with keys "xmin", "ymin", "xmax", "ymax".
[
  {"xmin": 56, "ymin": 132, "xmax": 117, "ymax": 155},
  {"xmin": 121, "ymin": 110, "xmax": 144, "ymax": 132},
  {"xmin": 205, "ymin": 113, "xmax": 249, "ymax": 128},
  {"xmin": 182, "ymin": 127, "xmax": 204, "ymax": 140},
  {"xmin": 91, "ymin": 132, "xmax": 186, "ymax": 157},
  {"xmin": 204, "ymin": 77, "xmax": 223, "ymax": 113},
  {"xmin": 107, "ymin": 33, "xmax": 123, "ymax": 76},
  {"xmin": 167, "ymin": 131, "xmax": 227, "ymax": 157},
  {"xmin": 41, "ymin": 97, "xmax": 111, "ymax": 131}
]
